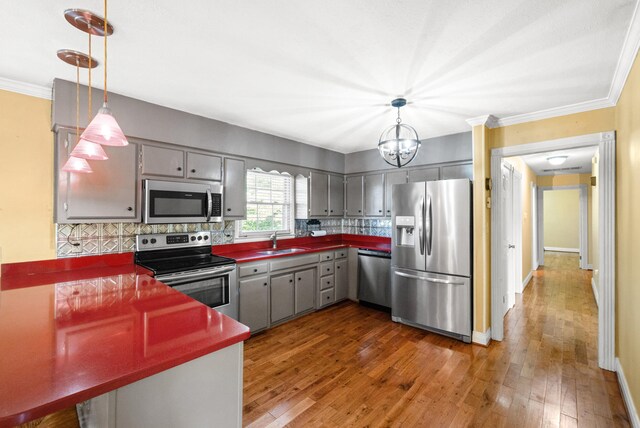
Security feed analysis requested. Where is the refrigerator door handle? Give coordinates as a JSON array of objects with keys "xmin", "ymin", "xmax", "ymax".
[
  {"xmin": 426, "ymin": 195, "xmax": 432, "ymax": 255},
  {"xmin": 418, "ymin": 196, "xmax": 425, "ymax": 255},
  {"xmin": 394, "ymin": 270, "xmax": 465, "ymax": 286}
]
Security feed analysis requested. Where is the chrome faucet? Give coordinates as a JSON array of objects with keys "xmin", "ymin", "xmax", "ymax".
[{"xmin": 269, "ymin": 231, "xmax": 278, "ymax": 249}]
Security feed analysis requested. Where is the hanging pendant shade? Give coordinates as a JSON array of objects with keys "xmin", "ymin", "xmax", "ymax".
[
  {"xmin": 61, "ymin": 156, "xmax": 93, "ymax": 173},
  {"xmin": 80, "ymin": 104, "xmax": 128, "ymax": 146},
  {"xmin": 70, "ymin": 138, "xmax": 109, "ymax": 160}
]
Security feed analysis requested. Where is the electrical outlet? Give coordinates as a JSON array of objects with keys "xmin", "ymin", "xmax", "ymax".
[{"xmin": 70, "ymin": 243, "xmax": 83, "ymax": 254}]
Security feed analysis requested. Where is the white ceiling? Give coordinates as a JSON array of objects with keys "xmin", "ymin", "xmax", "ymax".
[
  {"xmin": 0, "ymin": 1, "xmax": 636, "ymax": 153},
  {"xmin": 520, "ymin": 146, "xmax": 598, "ymax": 176}
]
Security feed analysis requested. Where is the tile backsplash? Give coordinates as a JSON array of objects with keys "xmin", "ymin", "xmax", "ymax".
[{"xmin": 56, "ymin": 218, "xmax": 391, "ymax": 258}]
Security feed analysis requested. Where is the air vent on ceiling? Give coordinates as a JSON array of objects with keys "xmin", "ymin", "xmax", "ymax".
[{"xmin": 541, "ymin": 166, "xmax": 583, "ymax": 173}]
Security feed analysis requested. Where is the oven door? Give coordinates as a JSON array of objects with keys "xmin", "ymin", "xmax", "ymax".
[
  {"xmin": 143, "ymin": 179, "xmax": 222, "ymax": 223},
  {"xmin": 156, "ymin": 265, "xmax": 236, "ymax": 318}
]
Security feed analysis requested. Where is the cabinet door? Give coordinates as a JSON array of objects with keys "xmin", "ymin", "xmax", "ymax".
[
  {"xmin": 329, "ymin": 174, "xmax": 344, "ymax": 216},
  {"xmin": 441, "ymin": 163, "xmax": 473, "ymax": 180},
  {"xmin": 186, "ymin": 152, "xmax": 222, "ymax": 181},
  {"xmin": 141, "ymin": 145, "xmax": 184, "ymax": 178},
  {"xmin": 309, "ymin": 172, "xmax": 329, "ymax": 217},
  {"xmin": 223, "ymin": 158, "xmax": 246, "ymax": 218},
  {"xmin": 63, "ymin": 141, "xmax": 139, "ymax": 221},
  {"xmin": 270, "ymin": 273, "xmax": 294, "ymax": 323},
  {"xmin": 345, "ymin": 176, "xmax": 363, "ymax": 216},
  {"xmin": 239, "ymin": 276, "xmax": 269, "ymax": 332},
  {"xmin": 335, "ymin": 259, "xmax": 348, "ymax": 301},
  {"xmin": 408, "ymin": 167, "xmax": 439, "ymax": 183},
  {"xmin": 294, "ymin": 268, "xmax": 315, "ymax": 314},
  {"xmin": 384, "ymin": 171, "xmax": 407, "ymax": 216},
  {"xmin": 364, "ymin": 173, "xmax": 385, "ymax": 217}
]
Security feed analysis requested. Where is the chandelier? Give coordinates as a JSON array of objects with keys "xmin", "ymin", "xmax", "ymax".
[{"xmin": 378, "ymin": 98, "xmax": 421, "ymax": 168}]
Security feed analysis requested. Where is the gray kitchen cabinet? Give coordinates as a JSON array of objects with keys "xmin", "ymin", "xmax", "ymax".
[
  {"xmin": 345, "ymin": 176, "xmax": 363, "ymax": 216},
  {"xmin": 329, "ymin": 174, "xmax": 344, "ymax": 216},
  {"xmin": 270, "ymin": 273, "xmax": 295, "ymax": 323},
  {"xmin": 186, "ymin": 152, "xmax": 222, "ymax": 181},
  {"xmin": 384, "ymin": 171, "xmax": 407, "ymax": 216},
  {"xmin": 441, "ymin": 163, "xmax": 473, "ymax": 180},
  {"xmin": 239, "ymin": 275, "xmax": 270, "ymax": 333},
  {"xmin": 408, "ymin": 167, "xmax": 439, "ymax": 183},
  {"xmin": 223, "ymin": 158, "xmax": 246, "ymax": 218},
  {"xmin": 334, "ymin": 259, "xmax": 348, "ymax": 302},
  {"xmin": 57, "ymin": 132, "xmax": 139, "ymax": 222},
  {"xmin": 141, "ymin": 145, "xmax": 184, "ymax": 178},
  {"xmin": 309, "ymin": 172, "xmax": 329, "ymax": 216},
  {"xmin": 294, "ymin": 268, "xmax": 315, "ymax": 314},
  {"xmin": 364, "ymin": 173, "xmax": 385, "ymax": 217}
]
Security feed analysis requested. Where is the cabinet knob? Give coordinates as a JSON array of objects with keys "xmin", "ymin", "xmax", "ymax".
[
  {"xmin": 337, "ymin": 266, "xmax": 340, "ymax": 269},
  {"xmin": 127, "ymin": 207, "xmax": 133, "ymax": 211},
  {"xmin": 324, "ymin": 209, "xmax": 327, "ymax": 212},
  {"xmin": 227, "ymin": 208, "xmax": 232, "ymax": 212},
  {"xmin": 263, "ymin": 283, "xmax": 267, "ymax": 286},
  {"xmin": 289, "ymin": 279, "xmax": 293, "ymax": 283},
  {"xmin": 254, "ymin": 268, "xmax": 258, "ymax": 273},
  {"xmin": 326, "ymin": 268, "xmax": 330, "ymax": 272},
  {"xmin": 298, "ymin": 278, "xmax": 301, "ymax": 281},
  {"xmin": 177, "ymin": 167, "xmax": 182, "ymax": 171},
  {"xmin": 378, "ymin": 210, "xmax": 382, "ymax": 213},
  {"xmin": 358, "ymin": 210, "xmax": 361, "ymax": 213},
  {"xmin": 191, "ymin": 169, "xmax": 196, "ymax": 173}
]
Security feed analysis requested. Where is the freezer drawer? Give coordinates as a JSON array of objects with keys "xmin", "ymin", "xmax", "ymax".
[{"xmin": 391, "ymin": 267, "xmax": 471, "ymax": 341}]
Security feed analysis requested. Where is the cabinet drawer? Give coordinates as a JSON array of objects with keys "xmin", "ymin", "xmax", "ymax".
[
  {"xmin": 270, "ymin": 253, "xmax": 320, "ymax": 272},
  {"xmin": 320, "ymin": 252, "xmax": 334, "ymax": 262},
  {"xmin": 334, "ymin": 249, "xmax": 347, "ymax": 259},
  {"xmin": 319, "ymin": 288, "xmax": 335, "ymax": 307},
  {"xmin": 320, "ymin": 262, "xmax": 334, "ymax": 276},
  {"xmin": 320, "ymin": 274, "xmax": 334, "ymax": 290},
  {"xmin": 239, "ymin": 262, "xmax": 268, "ymax": 277}
]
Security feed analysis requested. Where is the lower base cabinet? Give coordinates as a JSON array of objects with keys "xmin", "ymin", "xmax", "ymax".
[
  {"xmin": 239, "ymin": 276, "xmax": 269, "ymax": 333},
  {"xmin": 335, "ymin": 259, "xmax": 348, "ymax": 301},
  {"xmin": 294, "ymin": 268, "xmax": 315, "ymax": 314},
  {"xmin": 271, "ymin": 273, "xmax": 295, "ymax": 323}
]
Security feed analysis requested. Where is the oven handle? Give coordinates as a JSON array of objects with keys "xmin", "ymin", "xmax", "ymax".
[{"xmin": 156, "ymin": 265, "xmax": 235, "ymax": 284}]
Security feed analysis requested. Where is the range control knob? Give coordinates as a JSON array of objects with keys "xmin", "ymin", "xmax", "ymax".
[
  {"xmin": 191, "ymin": 236, "xmax": 196, "ymax": 241},
  {"xmin": 204, "ymin": 235, "xmax": 209, "ymax": 241},
  {"xmin": 142, "ymin": 239, "xmax": 149, "ymax": 245},
  {"xmin": 197, "ymin": 236, "xmax": 203, "ymax": 241},
  {"xmin": 150, "ymin": 238, "xmax": 157, "ymax": 244}
]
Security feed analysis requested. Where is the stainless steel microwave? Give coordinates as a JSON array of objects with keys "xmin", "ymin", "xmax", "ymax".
[{"xmin": 143, "ymin": 179, "xmax": 223, "ymax": 223}]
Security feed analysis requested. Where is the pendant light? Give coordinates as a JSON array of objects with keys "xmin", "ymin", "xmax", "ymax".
[
  {"xmin": 78, "ymin": 0, "xmax": 128, "ymax": 147},
  {"xmin": 378, "ymin": 98, "xmax": 421, "ymax": 168},
  {"xmin": 70, "ymin": 27, "xmax": 109, "ymax": 161}
]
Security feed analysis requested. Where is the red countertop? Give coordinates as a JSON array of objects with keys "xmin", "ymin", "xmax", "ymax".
[
  {"xmin": 0, "ymin": 257, "xmax": 250, "ymax": 427},
  {"xmin": 214, "ymin": 233, "xmax": 391, "ymax": 263}
]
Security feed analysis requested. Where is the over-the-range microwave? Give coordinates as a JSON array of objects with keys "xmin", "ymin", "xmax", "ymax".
[{"xmin": 143, "ymin": 179, "xmax": 223, "ymax": 224}]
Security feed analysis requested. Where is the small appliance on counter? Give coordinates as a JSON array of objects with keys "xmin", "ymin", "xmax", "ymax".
[
  {"xmin": 391, "ymin": 179, "xmax": 472, "ymax": 343},
  {"xmin": 134, "ymin": 231, "xmax": 238, "ymax": 320}
]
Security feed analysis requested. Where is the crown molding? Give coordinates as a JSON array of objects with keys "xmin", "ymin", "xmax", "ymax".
[
  {"xmin": 0, "ymin": 77, "xmax": 52, "ymax": 100},
  {"xmin": 494, "ymin": 97, "xmax": 615, "ymax": 128},
  {"xmin": 608, "ymin": 0, "xmax": 640, "ymax": 105},
  {"xmin": 466, "ymin": 114, "xmax": 498, "ymax": 128}
]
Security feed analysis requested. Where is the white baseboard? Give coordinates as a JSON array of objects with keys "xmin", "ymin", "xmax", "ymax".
[
  {"xmin": 544, "ymin": 247, "xmax": 580, "ymax": 253},
  {"xmin": 586, "ymin": 263, "xmax": 594, "ymax": 270},
  {"xmin": 472, "ymin": 328, "xmax": 491, "ymax": 346},
  {"xmin": 522, "ymin": 271, "xmax": 533, "ymax": 291},
  {"xmin": 591, "ymin": 277, "xmax": 599, "ymax": 307},
  {"xmin": 616, "ymin": 358, "xmax": 640, "ymax": 428}
]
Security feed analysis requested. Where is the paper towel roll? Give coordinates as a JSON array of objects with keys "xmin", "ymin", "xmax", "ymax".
[{"xmin": 310, "ymin": 230, "xmax": 327, "ymax": 237}]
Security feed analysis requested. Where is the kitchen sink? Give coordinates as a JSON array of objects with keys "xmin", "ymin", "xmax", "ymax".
[{"xmin": 257, "ymin": 248, "xmax": 307, "ymax": 255}]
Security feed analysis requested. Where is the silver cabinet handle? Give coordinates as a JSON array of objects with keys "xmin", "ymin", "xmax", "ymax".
[
  {"xmin": 418, "ymin": 196, "xmax": 424, "ymax": 255},
  {"xmin": 394, "ymin": 271, "xmax": 465, "ymax": 285},
  {"xmin": 206, "ymin": 188, "xmax": 212, "ymax": 222},
  {"xmin": 426, "ymin": 195, "xmax": 432, "ymax": 256}
]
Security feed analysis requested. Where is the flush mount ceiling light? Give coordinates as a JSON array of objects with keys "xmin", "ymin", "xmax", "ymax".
[
  {"xmin": 69, "ymin": 2, "xmax": 128, "ymax": 147},
  {"xmin": 547, "ymin": 155, "xmax": 568, "ymax": 166},
  {"xmin": 378, "ymin": 98, "xmax": 421, "ymax": 168}
]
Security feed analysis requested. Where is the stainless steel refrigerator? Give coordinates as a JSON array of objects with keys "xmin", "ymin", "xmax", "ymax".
[{"xmin": 390, "ymin": 179, "xmax": 472, "ymax": 343}]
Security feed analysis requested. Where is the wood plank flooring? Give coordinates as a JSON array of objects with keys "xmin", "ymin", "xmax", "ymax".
[{"xmin": 243, "ymin": 252, "xmax": 631, "ymax": 427}]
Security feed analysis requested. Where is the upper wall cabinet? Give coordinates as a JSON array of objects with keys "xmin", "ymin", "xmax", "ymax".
[
  {"xmin": 441, "ymin": 163, "xmax": 473, "ymax": 180},
  {"xmin": 223, "ymin": 158, "xmax": 246, "ymax": 219},
  {"xmin": 345, "ymin": 176, "xmax": 363, "ymax": 217},
  {"xmin": 309, "ymin": 172, "xmax": 329, "ymax": 216},
  {"xmin": 384, "ymin": 171, "xmax": 407, "ymax": 216},
  {"xmin": 364, "ymin": 173, "xmax": 385, "ymax": 217},
  {"xmin": 186, "ymin": 152, "xmax": 222, "ymax": 181},
  {"xmin": 141, "ymin": 145, "xmax": 184, "ymax": 178},
  {"xmin": 408, "ymin": 167, "xmax": 439, "ymax": 183},
  {"xmin": 55, "ymin": 131, "xmax": 139, "ymax": 223},
  {"xmin": 328, "ymin": 174, "xmax": 344, "ymax": 216}
]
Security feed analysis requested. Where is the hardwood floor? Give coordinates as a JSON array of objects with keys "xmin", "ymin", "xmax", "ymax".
[{"xmin": 243, "ymin": 252, "xmax": 631, "ymax": 427}]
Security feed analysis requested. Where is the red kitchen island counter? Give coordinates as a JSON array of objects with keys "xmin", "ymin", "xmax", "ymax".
[{"xmin": 0, "ymin": 256, "xmax": 250, "ymax": 428}]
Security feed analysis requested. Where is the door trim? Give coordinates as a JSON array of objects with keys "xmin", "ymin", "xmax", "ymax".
[{"xmin": 490, "ymin": 131, "xmax": 615, "ymax": 371}]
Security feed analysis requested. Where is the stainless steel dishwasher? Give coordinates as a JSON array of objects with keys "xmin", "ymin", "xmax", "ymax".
[{"xmin": 357, "ymin": 249, "xmax": 391, "ymax": 308}]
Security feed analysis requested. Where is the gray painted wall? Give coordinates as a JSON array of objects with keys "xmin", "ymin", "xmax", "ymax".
[
  {"xmin": 344, "ymin": 132, "xmax": 472, "ymax": 174},
  {"xmin": 52, "ymin": 79, "xmax": 345, "ymax": 174}
]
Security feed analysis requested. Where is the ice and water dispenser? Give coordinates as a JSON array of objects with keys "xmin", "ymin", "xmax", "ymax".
[{"xmin": 395, "ymin": 216, "xmax": 416, "ymax": 247}]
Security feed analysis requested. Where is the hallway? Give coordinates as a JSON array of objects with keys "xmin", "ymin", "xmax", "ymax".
[{"xmin": 242, "ymin": 252, "xmax": 630, "ymax": 427}]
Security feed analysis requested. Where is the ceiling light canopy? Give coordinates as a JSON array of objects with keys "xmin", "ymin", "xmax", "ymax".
[
  {"xmin": 547, "ymin": 155, "xmax": 568, "ymax": 166},
  {"xmin": 378, "ymin": 98, "xmax": 421, "ymax": 168}
]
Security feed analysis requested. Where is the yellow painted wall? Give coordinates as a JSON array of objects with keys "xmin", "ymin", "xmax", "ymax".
[
  {"xmin": 543, "ymin": 189, "xmax": 580, "ymax": 250},
  {"xmin": 0, "ymin": 90, "xmax": 55, "ymax": 264},
  {"xmin": 536, "ymin": 173, "xmax": 591, "ymax": 187},
  {"xmin": 614, "ymin": 42, "xmax": 640, "ymax": 416}
]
